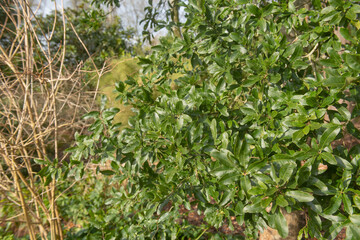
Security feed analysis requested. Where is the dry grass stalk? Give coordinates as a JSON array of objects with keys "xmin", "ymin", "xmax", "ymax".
[{"xmin": 0, "ymin": 0, "xmax": 103, "ymax": 238}]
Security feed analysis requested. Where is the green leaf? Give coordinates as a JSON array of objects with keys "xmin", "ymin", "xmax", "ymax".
[
  {"xmin": 248, "ymin": 186, "xmax": 266, "ymax": 195},
  {"xmin": 247, "ymin": 4, "xmax": 260, "ymax": 16},
  {"xmin": 240, "ymin": 175, "xmax": 251, "ymax": 194},
  {"xmin": 138, "ymin": 57, "xmax": 153, "ymax": 65},
  {"xmin": 34, "ymin": 159, "xmax": 47, "ymax": 165},
  {"xmin": 324, "ymin": 195, "xmax": 342, "ymax": 215},
  {"xmin": 319, "ymin": 58, "xmax": 338, "ymax": 67},
  {"xmin": 292, "ymin": 129, "xmax": 304, "ymax": 142},
  {"xmin": 231, "ymin": 44, "xmax": 247, "ymax": 54},
  {"xmin": 100, "ymin": 170, "xmax": 115, "ymax": 176},
  {"xmin": 229, "ymin": 32, "xmax": 241, "ymax": 42},
  {"xmin": 276, "ymin": 195, "xmax": 289, "ymax": 207},
  {"xmin": 210, "ymin": 149, "xmax": 236, "ymax": 168},
  {"xmin": 212, "ymin": 166, "xmax": 235, "ymax": 178},
  {"xmin": 321, "ymin": 152, "xmax": 337, "ymax": 165},
  {"xmin": 219, "ymin": 190, "xmax": 234, "ymax": 206},
  {"xmin": 349, "ymin": 214, "xmax": 360, "ymax": 225},
  {"xmin": 110, "ymin": 161, "xmax": 119, "ymax": 171},
  {"xmin": 322, "ymin": 213, "xmax": 347, "ymax": 223},
  {"xmin": 354, "ymin": 195, "xmax": 360, "ymax": 210},
  {"xmin": 323, "ymin": 76, "xmax": 345, "ymax": 88},
  {"xmin": 326, "ymin": 221, "xmax": 346, "ymax": 240},
  {"xmin": 339, "ymin": 28, "xmax": 353, "ymax": 42},
  {"xmin": 279, "ymin": 162, "xmax": 296, "ymax": 184},
  {"xmin": 195, "ymin": 189, "xmax": 207, "ymax": 203},
  {"xmin": 274, "ymin": 209, "xmax": 289, "ymax": 238},
  {"xmin": 272, "ymin": 154, "xmax": 293, "ymax": 162},
  {"xmin": 236, "ymin": 139, "xmax": 250, "ymax": 167},
  {"xmin": 242, "ymin": 75, "xmax": 261, "ymax": 87},
  {"xmin": 158, "ymin": 212, "xmax": 170, "ymax": 223},
  {"xmin": 191, "ymin": 53, "xmax": 201, "ymax": 68},
  {"xmin": 115, "ymin": 81, "xmax": 125, "ymax": 93},
  {"xmin": 240, "ymin": 104, "xmax": 257, "ymax": 115},
  {"xmin": 235, "ymin": 201, "xmax": 244, "ymax": 215},
  {"xmin": 247, "ymin": 160, "xmax": 266, "ymax": 173},
  {"xmin": 343, "ymin": 194, "xmax": 353, "ymax": 215},
  {"xmin": 285, "ymin": 190, "xmax": 314, "ymax": 202},
  {"xmin": 219, "ymin": 172, "xmax": 240, "ymax": 185},
  {"xmin": 319, "ymin": 125, "xmax": 340, "ymax": 149},
  {"xmin": 102, "ymin": 108, "xmax": 120, "ymax": 121},
  {"xmin": 243, "ymin": 202, "xmax": 262, "ymax": 213},
  {"xmin": 270, "ymin": 73, "xmax": 281, "ymax": 83},
  {"xmin": 335, "ymin": 156, "xmax": 353, "ymax": 170},
  {"xmin": 210, "ymin": 119, "xmax": 217, "ymax": 141},
  {"xmin": 82, "ymin": 111, "xmax": 100, "ymax": 120},
  {"xmin": 218, "ymin": 105, "xmax": 229, "ymax": 117},
  {"xmin": 37, "ymin": 166, "xmax": 49, "ymax": 177},
  {"xmin": 44, "ymin": 175, "xmax": 52, "ymax": 186},
  {"xmin": 321, "ymin": 152, "xmax": 352, "ymax": 169},
  {"xmin": 321, "ymin": 5, "xmax": 334, "ymax": 14},
  {"xmin": 337, "ymin": 106, "xmax": 351, "ymax": 121},
  {"xmin": 345, "ymin": 54, "xmax": 360, "ymax": 72},
  {"xmin": 309, "ymin": 177, "xmax": 333, "ymax": 195},
  {"xmin": 303, "ymin": 125, "xmax": 310, "ymax": 135},
  {"xmin": 293, "ymin": 60, "xmax": 309, "ymax": 70}
]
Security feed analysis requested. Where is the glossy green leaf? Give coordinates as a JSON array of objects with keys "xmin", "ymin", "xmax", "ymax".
[
  {"xmin": 337, "ymin": 106, "xmax": 351, "ymax": 121},
  {"xmin": 219, "ymin": 190, "xmax": 234, "ymax": 206},
  {"xmin": 343, "ymin": 194, "xmax": 353, "ymax": 215},
  {"xmin": 349, "ymin": 214, "xmax": 360, "ymax": 225},
  {"xmin": 319, "ymin": 125, "xmax": 340, "ymax": 149},
  {"xmin": 353, "ymin": 195, "xmax": 360, "ymax": 210},
  {"xmin": 285, "ymin": 190, "xmax": 314, "ymax": 202},
  {"xmin": 247, "ymin": 4, "xmax": 260, "ymax": 16},
  {"xmin": 210, "ymin": 149, "xmax": 236, "ymax": 168},
  {"xmin": 82, "ymin": 111, "xmax": 100, "ymax": 120},
  {"xmin": 324, "ymin": 195, "xmax": 342, "ymax": 215},
  {"xmin": 212, "ymin": 166, "xmax": 235, "ymax": 178},
  {"xmin": 243, "ymin": 202, "xmax": 262, "ymax": 213},
  {"xmin": 279, "ymin": 162, "xmax": 296, "ymax": 184},
  {"xmin": 274, "ymin": 209, "xmax": 288, "ymax": 238},
  {"xmin": 322, "ymin": 213, "xmax": 347, "ymax": 223},
  {"xmin": 219, "ymin": 172, "xmax": 240, "ymax": 185},
  {"xmin": 335, "ymin": 155, "xmax": 353, "ymax": 170},
  {"xmin": 276, "ymin": 195, "xmax": 288, "ymax": 207},
  {"xmin": 236, "ymin": 139, "xmax": 250, "ymax": 167}
]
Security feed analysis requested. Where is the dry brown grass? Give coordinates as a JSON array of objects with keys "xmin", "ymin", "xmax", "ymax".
[{"xmin": 0, "ymin": 1, "xmax": 104, "ymax": 239}]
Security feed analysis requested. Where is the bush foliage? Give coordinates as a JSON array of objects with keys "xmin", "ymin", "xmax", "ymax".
[{"xmin": 67, "ymin": 0, "xmax": 360, "ymax": 239}]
